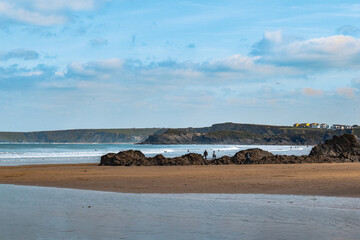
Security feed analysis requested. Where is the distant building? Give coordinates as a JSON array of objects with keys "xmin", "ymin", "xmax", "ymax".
[
  {"xmin": 293, "ymin": 122, "xmax": 357, "ymax": 130},
  {"xmin": 319, "ymin": 123, "xmax": 328, "ymax": 129},
  {"xmin": 293, "ymin": 123, "xmax": 311, "ymax": 128},
  {"xmin": 332, "ymin": 124, "xmax": 345, "ymax": 130},
  {"xmin": 310, "ymin": 123, "xmax": 320, "ymax": 129}
]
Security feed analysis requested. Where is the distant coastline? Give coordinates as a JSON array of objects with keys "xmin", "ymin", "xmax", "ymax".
[
  {"xmin": 141, "ymin": 122, "xmax": 359, "ymax": 145},
  {"xmin": 0, "ymin": 128, "xmax": 161, "ymax": 143},
  {"xmin": 1, "ymin": 122, "xmax": 359, "ymax": 145}
]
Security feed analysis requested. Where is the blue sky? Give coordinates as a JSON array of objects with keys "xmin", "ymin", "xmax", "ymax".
[{"xmin": 1, "ymin": 0, "xmax": 360, "ymax": 131}]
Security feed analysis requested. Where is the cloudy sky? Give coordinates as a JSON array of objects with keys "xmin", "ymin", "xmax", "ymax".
[{"xmin": 1, "ymin": 0, "xmax": 360, "ymax": 131}]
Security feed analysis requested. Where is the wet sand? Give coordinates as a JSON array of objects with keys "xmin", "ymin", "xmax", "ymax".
[{"xmin": 1, "ymin": 163, "xmax": 360, "ymax": 197}]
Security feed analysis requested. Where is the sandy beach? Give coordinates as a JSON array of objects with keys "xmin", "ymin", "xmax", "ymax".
[{"xmin": 1, "ymin": 163, "xmax": 360, "ymax": 197}]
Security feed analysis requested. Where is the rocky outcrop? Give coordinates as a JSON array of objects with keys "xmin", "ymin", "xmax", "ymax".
[
  {"xmin": 309, "ymin": 133, "xmax": 360, "ymax": 162},
  {"xmin": 232, "ymin": 148, "xmax": 274, "ymax": 164},
  {"xmin": 100, "ymin": 152, "xmax": 207, "ymax": 166},
  {"xmin": 100, "ymin": 134, "xmax": 360, "ymax": 166},
  {"xmin": 100, "ymin": 150, "xmax": 149, "ymax": 166}
]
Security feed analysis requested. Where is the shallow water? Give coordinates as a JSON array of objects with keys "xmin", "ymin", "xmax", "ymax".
[
  {"xmin": 0, "ymin": 143, "xmax": 312, "ymax": 166},
  {"xmin": 0, "ymin": 184, "xmax": 359, "ymax": 240}
]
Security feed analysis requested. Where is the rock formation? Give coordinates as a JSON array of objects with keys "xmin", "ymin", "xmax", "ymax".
[
  {"xmin": 99, "ymin": 133, "xmax": 360, "ymax": 166},
  {"xmin": 100, "ymin": 150, "xmax": 148, "ymax": 166},
  {"xmin": 100, "ymin": 151, "xmax": 207, "ymax": 166},
  {"xmin": 309, "ymin": 133, "xmax": 360, "ymax": 162}
]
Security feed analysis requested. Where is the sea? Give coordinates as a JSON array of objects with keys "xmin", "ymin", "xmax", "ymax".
[
  {"xmin": 0, "ymin": 143, "xmax": 312, "ymax": 166},
  {"xmin": 1, "ymin": 143, "xmax": 359, "ymax": 239}
]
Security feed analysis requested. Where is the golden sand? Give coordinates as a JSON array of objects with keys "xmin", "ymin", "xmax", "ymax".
[{"xmin": 1, "ymin": 163, "xmax": 360, "ymax": 197}]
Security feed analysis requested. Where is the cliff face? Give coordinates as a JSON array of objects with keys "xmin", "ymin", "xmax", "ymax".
[
  {"xmin": 0, "ymin": 128, "xmax": 161, "ymax": 143},
  {"xmin": 142, "ymin": 123, "xmax": 354, "ymax": 145}
]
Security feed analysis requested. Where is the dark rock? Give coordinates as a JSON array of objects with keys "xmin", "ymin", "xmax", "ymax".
[
  {"xmin": 171, "ymin": 153, "xmax": 207, "ymax": 166},
  {"xmin": 232, "ymin": 148, "xmax": 274, "ymax": 164},
  {"xmin": 148, "ymin": 154, "xmax": 168, "ymax": 165},
  {"xmin": 100, "ymin": 151, "xmax": 206, "ymax": 166},
  {"xmin": 209, "ymin": 156, "xmax": 232, "ymax": 165},
  {"xmin": 99, "ymin": 150, "xmax": 149, "ymax": 166},
  {"xmin": 99, "ymin": 153, "xmax": 116, "ymax": 166},
  {"xmin": 309, "ymin": 133, "xmax": 360, "ymax": 162}
]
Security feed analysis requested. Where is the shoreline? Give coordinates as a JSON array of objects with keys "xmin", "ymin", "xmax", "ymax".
[{"xmin": 1, "ymin": 162, "xmax": 360, "ymax": 197}]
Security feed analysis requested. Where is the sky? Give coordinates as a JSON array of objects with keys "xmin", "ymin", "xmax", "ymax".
[{"xmin": 1, "ymin": 0, "xmax": 360, "ymax": 131}]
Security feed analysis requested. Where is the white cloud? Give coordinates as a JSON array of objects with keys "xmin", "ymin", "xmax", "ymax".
[
  {"xmin": 0, "ymin": 1, "xmax": 67, "ymax": 25},
  {"xmin": 0, "ymin": 48, "xmax": 39, "ymax": 61},
  {"xmin": 0, "ymin": 0, "xmax": 107, "ymax": 25},
  {"xmin": 62, "ymin": 55, "xmax": 302, "ymax": 86},
  {"xmin": 1, "ymin": 57, "xmax": 359, "ymax": 130},
  {"xmin": 31, "ymin": 0, "xmax": 96, "ymax": 11},
  {"xmin": 93, "ymin": 58, "xmax": 123, "ymax": 70},
  {"xmin": 293, "ymin": 35, "xmax": 359, "ymax": 56},
  {"xmin": 55, "ymin": 71, "xmax": 65, "ymax": 77},
  {"xmin": 18, "ymin": 71, "xmax": 43, "ymax": 77},
  {"xmin": 200, "ymin": 54, "xmax": 301, "ymax": 81},
  {"xmin": 66, "ymin": 58, "xmax": 124, "ymax": 80},
  {"xmin": 264, "ymin": 30, "xmax": 282, "ymax": 44},
  {"xmin": 0, "ymin": 64, "xmax": 55, "ymax": 80},
  {"xmin": 253, "ymin": 32, "xmax": 360, "ymax": 70},
  {"xmin": 205, "ymin": 54, "xmax": 259, "ymax": 71},
  {"xmin": 67, "ymin": 61, "xmax": 96, "ymax": 77}
]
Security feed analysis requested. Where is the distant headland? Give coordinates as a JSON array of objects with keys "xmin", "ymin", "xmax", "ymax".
[
  {"xmin": 0, "ymin": 122, "xmax": 359, "ymax": 145},
  {"xmin": 141, "ymin": 122, "xmax": 359, "ymax": 145}
]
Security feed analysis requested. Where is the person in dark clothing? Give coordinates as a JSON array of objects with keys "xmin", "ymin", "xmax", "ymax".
[
  {"xmin": 203, "ymin": 150, "xmax": 208, "ymax": 160},
  {"xmin": 212, "ymin": 151, "xmax": 216, "ymax": 159},
  {"xmin": 245, "ymin": 152, "xmax": 251, "ymax": 164}
]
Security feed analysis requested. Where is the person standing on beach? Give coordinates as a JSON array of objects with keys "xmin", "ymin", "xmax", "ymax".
[
  {"xmin": 212, "ymin": 151, "xmax": 216, "ymax": 159},
  {"xmin": 204, "ymin": 150, "xmax": 208, "ymax": 160}
]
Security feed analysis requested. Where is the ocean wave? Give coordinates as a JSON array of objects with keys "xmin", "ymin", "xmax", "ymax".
[
  {"xmin": 141, "ymin": 149, "xmax": 175, "ymax": 154},
  {"xmin": 0, "ymin": 144, "xmax": 313, "ymax": 165},
  {"xmin": 0, "ymin": 151, "xmax": 105, "ymax": 159}
]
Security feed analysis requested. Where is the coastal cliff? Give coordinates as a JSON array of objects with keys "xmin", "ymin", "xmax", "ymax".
[
  {"xmin": 1, "ymin": 122, "xmax": 358, "ymax": 144},
  {"xmin": 0, "ymin": 128, "xmax": 161, "ymax": 143},
  {"xmin": 141, "ymin": 122, "xmax": 357, "ymax": 145}
]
